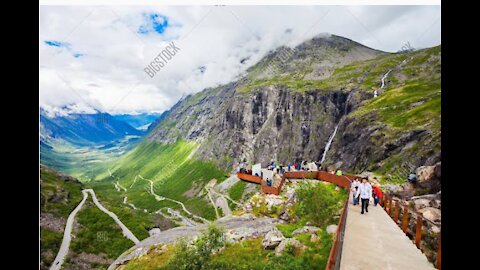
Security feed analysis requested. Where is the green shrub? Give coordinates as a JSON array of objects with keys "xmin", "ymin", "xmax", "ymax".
[
  {"xmin": 163, "ymin": 225, "xmax": 225, "ymax": 270},
  {"xmin": 296, "ymin": 183, "xmax": 345, "ymax": 227}
]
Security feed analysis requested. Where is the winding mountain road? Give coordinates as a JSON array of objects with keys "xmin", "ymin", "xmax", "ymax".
[
  {"xmin": 84, "ymin": 189, "xmax": 140, "ymax": 244},
  {"xmin": 49, "ymin": 189, "xmax": 139, "ymax": 270},
  {"xmin": 138, "ymin": 175, "xmax": 210, "ymax": 224},
  {"xmin": 50, "ymin": 190, "xmax": 88, "ymax": 270}
]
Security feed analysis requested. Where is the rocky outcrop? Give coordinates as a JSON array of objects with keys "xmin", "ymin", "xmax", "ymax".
[
  {"xmin": 148, "ymin": 228, "xmax": 161, "ymax": 237},
  {"xmin": 145, "ymin": 35, "xmax": 389, "ymax": 172},
  {"xmin": 418, "ymin": 207, "xmax": 441, "ymax": 223},
  {"xmin": 275, "ymin": 238, "xmax": 307, "ymax": 255},
  {"xmin": 292, "ymin": 226, "xmax": 321, "ymax": 236},
  {"xmin": 262, "ymin": 227, "xmax": 285, "ymax": 249},
  {"xmin": 145, "ymin": 35, "xmax": 440, "ymax": 179},
  {"xmin": 40, "ymin": 213, "xmax": 66, "ymax": 233},
  {"xmin": 415, "ymin": 162, "xmax": 441, "ymax": 194},
  {"xmin": 384, "ymin": 162, "xmax": 441, "ymax": 199},
  {"xmin": 109, "ymin": 215, "xmax": 282, "ymax": 269},
  {"xmin": 326, "ymin": 224, "xmax": 338, "ymax": 234}
]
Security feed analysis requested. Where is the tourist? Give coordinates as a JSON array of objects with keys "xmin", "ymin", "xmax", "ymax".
[
  {"xmin": 372, "ymin": 186, "xmax": 377, "ymax": 206},
  {"xmin": 351, "ymin": 179, "xmax": 360, "ymax": 205},
  {"xmin": 287, "ymin": 163, "xmax": 291, "ymax": 172},
  {"xmin": 266, "ymin": 178, "xmax": 272, "ymax": 187},
  {"xmin": 316, "ymin": 161, "xmax": 322, "ymax": 171},
  {"xmin": 408, "ymin": 172, "xmax": 417, "ymax": 183},
  {"xmin": 356, "ymin": 178, "xmax": 373, "ymax": 214},
  {"xmin": 372, "ymin": 184, "xmax": 383, "ymax": 206}
]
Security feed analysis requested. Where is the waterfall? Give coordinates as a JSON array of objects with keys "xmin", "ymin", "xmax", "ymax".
[
  {"xmin": 320, "ymin": 124, "xmax": 339, "ymax": 164},
  {"xmin": 380, "ymin": 69, "xmax": 392, "ymax": 89},
  {"xmin": 320, "ymin": 92, "xmax": 352, "ymax": 164}
]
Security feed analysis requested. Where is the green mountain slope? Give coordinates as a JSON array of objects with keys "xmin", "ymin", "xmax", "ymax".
[
  {"xmin": 90, "ymin": 140, "xmax": 228, "ymax": 222},
  {"xmin": 70, "ymin": 35, "xmax": 439, "ymax": 253},
  {"xmin": 40, "ymin": 166, "xmax": 84, "ymax": 269}
]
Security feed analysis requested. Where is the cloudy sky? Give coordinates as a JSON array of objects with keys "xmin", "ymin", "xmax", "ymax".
[{"xmin": 40, "ymin": 5, "xmax": 441, "ymax": 116}]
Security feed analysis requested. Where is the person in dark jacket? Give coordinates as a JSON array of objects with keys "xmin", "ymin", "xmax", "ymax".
[{"xmin": 408, "ymin": 173, "xmax": 417, "ymax": 183}]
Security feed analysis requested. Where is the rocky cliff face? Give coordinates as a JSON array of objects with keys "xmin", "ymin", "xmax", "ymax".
[
  {"xmin": 147, "ymin": 34, "xmax": 441, "ymax": 177},
  {"xmin": 148, "ymin": 83, "xmax": 355, "ymax": 169}
]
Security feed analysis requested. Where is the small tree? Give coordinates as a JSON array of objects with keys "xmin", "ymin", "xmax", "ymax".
[
  {"xmin": 165, "ymin": 224, "xmax": 225, "ymax": 270},
  {"xmin": 296, "ymin": 183, "xmax": 341, "ymax": 227}
]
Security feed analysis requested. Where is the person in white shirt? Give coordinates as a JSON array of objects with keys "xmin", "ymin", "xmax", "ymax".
[
  {"xmin": 350, "ymin": 179, "xmax": 360, "ymax": 205},
  {"xmin": 356, "ymin": 178, "xmax": 373, "ymax": 214}
]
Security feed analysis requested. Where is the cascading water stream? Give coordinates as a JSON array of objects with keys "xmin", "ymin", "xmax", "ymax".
[
  {"xmin": 380, "ymin": 69, "xmax": 392, "ymax": 89},
  {"xmin": 320, "ymin": 92, "xmax": 352, "ymax": 164},
  {"xmin": 320, "ymin": 124, "xmax": 339, "ymax": 164}
]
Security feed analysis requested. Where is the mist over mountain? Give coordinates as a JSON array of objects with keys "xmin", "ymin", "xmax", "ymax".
[{"xmin": 146, "ymin": 34, "xmax": 440, "ymax": 175}]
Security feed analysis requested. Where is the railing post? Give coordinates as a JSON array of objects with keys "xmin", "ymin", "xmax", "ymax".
[
  {"xmin": 436, "ymin": 232, "xmax": 441, "ymax": 270},
  {"xmin": 402, "ymin": 204, "xmax": 409, "ymax": 233},
  {"xmin": 415, "ymin": 212, "xmax": 423, "ymax": 249},
  {"xmin": 394, "ymin": 200, "xmax": 400, "ymax": 224},
  {"xmin": 388, "ymin": 197, "xmax": 393, "ymax": 216},
  {"xmin": 387, "ymin": 196, "xmax": 390, "ymax": 214},
  {"xmin": 383, "ymin": 195, "xmax": 388, "ymax": 210}
]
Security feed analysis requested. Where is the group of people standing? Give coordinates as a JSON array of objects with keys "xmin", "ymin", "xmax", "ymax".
[{"xmin": 350, "ymin": 178, "xmax": 383, "ymax": 215}]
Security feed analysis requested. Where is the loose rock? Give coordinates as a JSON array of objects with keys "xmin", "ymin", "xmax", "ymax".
[
  {"xmin": 262, "ymin": 228, "xmax": 285, "ymax": 249},
  {"xmin": 275, "ymin": 238, "xmax": 307, "ymax": 255},
  {"xmin": 326, "ymin": 224, "xmax": 338, "ymax": 234},
  {"xmin": 292, "ymin": 226, "xmax": 321, "ymax": 235}
]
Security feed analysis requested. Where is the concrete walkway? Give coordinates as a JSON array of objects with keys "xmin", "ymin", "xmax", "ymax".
[{"xmin": 340, "ymin": 196, "xmax": 435, "ymax": 270}]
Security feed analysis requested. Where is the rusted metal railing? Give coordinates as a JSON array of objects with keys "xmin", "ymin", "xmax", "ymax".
[
  {"xmin": 415, "ymin": 213, "xmax": 423, "ymax": 248},
  {"xmin": 282, "ymin": 170, "xmax": 354, "ymax": 269},
  {"xmin": 240, "ymin": 169, "xmax": 361, "ymax": 269},
  {"xmin": 436, "ymin": 233, "xmax": 441, "ymax": 270},
  {"xmin": 402, "ymin": 204, "xmax": 409, "ymax": 233},
  {"xmin": 394, "ymin": 199, "xmax": 400, "ymax": 224},
  {"xmin": 382, "ymin": 194, "xmax": 441, "ymax": 269},
  {"xmin": 236, "ymin": 173, "xmax": 262, "ymax": 184},
  {"xmin": 326, "ymin": 186, "xmax": 351, "ymax": 270}
]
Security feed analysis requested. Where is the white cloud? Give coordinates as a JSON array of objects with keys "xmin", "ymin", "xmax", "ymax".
[{"xmin": 40, "ymin": 5, "xmax": 441, "ymax": 115}]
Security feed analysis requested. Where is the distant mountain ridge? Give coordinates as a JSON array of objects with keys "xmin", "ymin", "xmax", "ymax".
[
  {"xmin": 112, "ymin": 113, "xmax": 162, "ymax": 130},
  {"xmin": 40, "ymin": 109, "xmax": 143, "ymax": 146}
]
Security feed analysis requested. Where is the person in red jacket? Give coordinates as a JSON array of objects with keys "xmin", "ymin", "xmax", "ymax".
[{"xmin": 372, "ymin": 184, "xmax": 383, "ymax": 206}]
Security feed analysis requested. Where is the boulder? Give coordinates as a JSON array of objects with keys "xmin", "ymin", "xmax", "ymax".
[
  {"xmin": 326, "ymin": 224, "xmax": 338, "ymax": 234},
  {"xmin": 264, "ymin": 195, "xmax": 284, "ymax": 210},
  {"xmin": 310, "ymin": 233, "xmax": 319, "ymax": 242},
  {"xmin": 243, "ymin": 203, "xmax": 253, "ymax": 213},
  {"xmin": 292, "ymin": 226, "xmax": 321, "ymax": 235},
  {"xmin": 416, "ymin": 165, "xmax": 436, "ymax": 182},
  {"xmin": 382, "ymin": 184, "xmax": 403, "ymax": 195},
  {"xmin": 148, "ymin": 228, "xmax": 161, "ymax": 237},
  {"xmin": 278, "ymin": 210, "xmax": 290, "ymax": 222},
  {"xmin": 434, "ymin": 162, "xmax": 441, "ymax": 178},
  {"xmin": 419, "ymin": 207, "xmax": 441, "ymax": 223},
  {"xmin": 275, "ymin": 238, "xmax": 307, "ymax": 255},
  {"xmin": 412, "ymin": 198, "xmax": 431, "ymax": 210},
  {"xmin": 262, "ymin": 228, "xmax": 285, "ymax": 249},
  {"xmin": 431, "ymin": 225, "xmax": 441, "ymax": 234}
]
